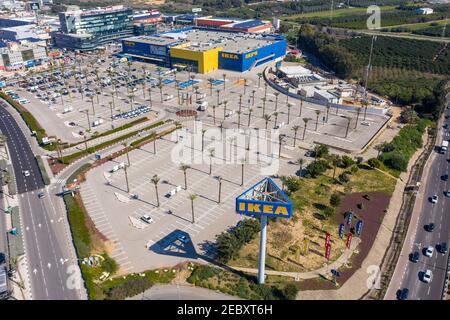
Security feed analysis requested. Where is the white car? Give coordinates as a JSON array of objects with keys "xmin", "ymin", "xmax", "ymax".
[
  {"xmin": 361, "ymin": 121, "xmax": 370, "ymax": 126},
  {"xmin": 22, "ymin": 170, "xmax": 30, "ymax": 177},
  {"xmin": 431, "ymin": 195, "xmax": 438, "ymax": 204},
  {"xmin": 425, "ymin": 246, "xmax": 434, "ymax": 257},
  {"xmin": 423, "ymin": 269, "xmax": 433, "ymax": 283},
  {"xmin": 140, "ymin": 215, "xmax": 153, "ymax": 224}
]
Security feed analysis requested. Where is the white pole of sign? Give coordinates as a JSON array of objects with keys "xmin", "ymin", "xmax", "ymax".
[{"xmin": 258, "ymin": 215, "xmax": 267, "ymax": 284}]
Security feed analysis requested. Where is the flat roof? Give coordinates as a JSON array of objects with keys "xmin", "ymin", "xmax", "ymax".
[
  {"xmin": 162, "ymin": 28, "xmax": 282, "ymax": 54},
  {"xmin": 123, "ymin": 35, "xmax": 179, "ymax": 46}
]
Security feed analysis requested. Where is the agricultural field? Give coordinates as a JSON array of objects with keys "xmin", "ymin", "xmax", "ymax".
[
  {"xmin": 381, "ymin": 19, "xmax": 450, "ymax": 37},
  {"xmin": 283, "ymin": 4, "xmax": 450, "ymax": 30},
  {"xmin": 339, "ymin": 36, "xmax": 450, "ymax": 75}
]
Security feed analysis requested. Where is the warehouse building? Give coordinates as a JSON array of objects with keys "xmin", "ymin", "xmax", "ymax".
[{"xmin": 121, "ymin": 27, "xmax": 285, "ymax": 73}]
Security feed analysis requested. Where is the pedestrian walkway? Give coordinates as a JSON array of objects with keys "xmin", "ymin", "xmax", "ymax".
[{"xmin": 230, "ymin": 238, "xmax": 361, "ymax": 281}]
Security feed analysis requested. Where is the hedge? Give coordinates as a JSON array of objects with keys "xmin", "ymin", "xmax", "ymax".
[{"xmin": 35, "ymin": 155, "xmax": 51, "ymax": 185}]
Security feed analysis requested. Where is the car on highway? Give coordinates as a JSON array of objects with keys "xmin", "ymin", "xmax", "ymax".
[
  {"xmin": 38, "ymin": 192, "xmax": 45, "ymax": 199},
  {"xmin": 140, "ymin": 215, "xmax": 153, "ymax": 224},
  {"xmin": 22, "ymin": 170, "xmax": 30, "ymax": 177},
  {"xmin": 444, "ymin": 123, "xmax": 449, "ymax": 129},
  {"xmin": 422, "ymin": 270, "xmax": 433, "ymax": 283},
  {"xmin": 438, "ymin": 242, "xmax": 448, "ymax": 254},
  {"xmin": 445, "ymin": 189, "xmax": 450, "ymax": 197},
  {"xmin": 441, "ymin": 174, "xmax": 448, "ymax": 181},
  {"xmin": 409, "ymin": 251, "xmax": 419, "ymax": 263},
  {"xmin": 424, "ymin": 246, "xmax": 434, "ymax": 257},
  {"xmin": 425, "ymin": 223, "xmax": 435, "ymax": 232},
  {"xmin": 430, "ymin": 195, "xmax": 438, "ymax": 204},
  {"xmin": 397, "ymin": 288, "xmax": 409, "ymax": 300}
]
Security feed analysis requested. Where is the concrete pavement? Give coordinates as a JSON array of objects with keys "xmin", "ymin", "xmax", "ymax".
[{"xmin": 129, "ymin": 284, "xmax": 239, "ymax": 300}]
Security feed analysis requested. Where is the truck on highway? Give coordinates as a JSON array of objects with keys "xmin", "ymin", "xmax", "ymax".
[{"xmin": 441, "ymin": 140, "xmax": 448, "ymax": 154}]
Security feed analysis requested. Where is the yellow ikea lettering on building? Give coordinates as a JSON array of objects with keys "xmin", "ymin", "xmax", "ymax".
[
  {"xmin": 238, "ymin": 202, "xmax": 288, "ymax": 216},
  {"xmin": 123, "ymin": 41, "xmax": 135, "ymax": 46},
  {"xmin": 221, "ymin": 53, "xmax": 238, "ymax": 59},
  {"xmin": 245, "ymin": 51, "xmax": 258, "ymax": 59}
]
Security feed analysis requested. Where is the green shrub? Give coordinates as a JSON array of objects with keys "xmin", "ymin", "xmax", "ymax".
[
  {"xmin": 367, "ymin": 158, "xmax": 381, "ymax": 169},
  {"xmin": 187, "ymin": 265, "xmax": 221, "ymax": 283},
  {"xmin": 216, "ymin": 219, "xmax": 260, "ymax": 263},
  {"xmin": 340, "ymin": 155, "xmax": 355, "ymax": 168},
  {"xmin": 330, "ymin": 192, "xmax": 342, "ymax": 207},
  {"xmin": 102, "ymin": 254, "xmax": 118, "ymax": 274},
  {"xmin": 105, "ymin": 277, "xmax": 151, "ymax": 300},
  {"xmin": 282, "ymin": 283, "xmax": 299, "ymax": 300},
  {"xmin": 338, "ymin": 172, "xmax": 350, "ymax": 184},
  {"xmin": 306, "ymin": 159, "xmax": 329, "ymax": 178}
]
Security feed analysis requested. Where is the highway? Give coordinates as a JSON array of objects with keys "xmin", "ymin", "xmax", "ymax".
[
  {"xmin": 0, "ymin": 100, "xmax": 83, "ymax": 300},
  {"xmin": 386, "ymin": 106, "xmax": 450, "ymax": 300}
]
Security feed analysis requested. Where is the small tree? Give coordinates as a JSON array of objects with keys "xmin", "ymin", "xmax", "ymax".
[
  {"xmin": 330, "ymin": 192, "xmax": 342, "ymax": 207},
  {"xmin": 368, "ymin": 158, "xmax": 381, "ymax": 169}
]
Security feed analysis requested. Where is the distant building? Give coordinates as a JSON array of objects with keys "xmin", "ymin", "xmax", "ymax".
[
  {"xmin": 51, "ymin": 5, "xmax": 135, "ymax": 51},
  {"xmin": 0, "ymin": 39, "xmax": 47, "ymax": 70},
  {"xmin": 416, "ymin": 8, "xmax": 434, "ymax": 15}
]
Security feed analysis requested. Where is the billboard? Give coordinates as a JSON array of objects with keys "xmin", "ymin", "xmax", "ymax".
[
  {"xmin": 356, "ymin": 220, "xmax": 364, "ymax": 236},
  {"xmin": 235, "ymin": 177, "xmax": 293, "ymax": 219},
  {"xmin": 338, "ymin": 223, "xmax": 345, "ymax": 239},
  {"xmin": 325, "ymin": 243, "xmax": 331, "ymax": 260},
  {"xmin": 346, "ymin": 233, "xmax": 353, "ymax": 249}
]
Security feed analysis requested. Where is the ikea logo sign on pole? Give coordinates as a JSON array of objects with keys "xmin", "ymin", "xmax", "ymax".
[
  {"xmin": 235, "ymin": 177, "xmax": 293, "ymax": 219},
  {"xmin": 237, "ymin": 201, "xmax": 291, "ymax": 217}
]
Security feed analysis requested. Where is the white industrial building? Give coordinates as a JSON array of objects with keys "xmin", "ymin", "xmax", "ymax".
[{"xmin": 0, "ymin": 40, "xmax": 47, "ymax": 70}]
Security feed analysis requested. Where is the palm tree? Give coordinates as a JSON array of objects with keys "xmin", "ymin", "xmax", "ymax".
[
  {"xmin": 207, "ymin": 78, "xmax": 214, "ymax": 96},
  {"xmin": 190, "ymin": 74, "xmax": 196, "ymax": 92},
  {"xmin": 354, "ymin": 107, "xmax": 361, "ymax": 129},
  {"xmin": 261, "ymin": 97, "xmax": 267, "ymax": 116},
  {"xmin": 237, "ymin": 110, "xmax": 242, "ymax": 129},
  {"xmin": 299, "ymin": 98, "xmax": 304, "ymax": 116},
  {"xmin": 287, "ymin": 103, "xmax": 292, "ymax": 124},
  {"xmin": 257, "ymin": 72, "xmax": 263, "ymax": 87},
  {"xmin": 150, "ymin": 131, "xmax": 157, "ymax": 154},
  {"xmin": 123, "ymin": 142, "xmax": 131, "ymax": 166},
  {"xmin": 222, "ymin": 73, "xmax": 226, "ymax": 90},
  {"xmin": 243, "ymin": 78, "xmax": 248, "ymax": 95},
  {"xmin": 295, "ymin": 158, "xmax": 304, "ymax": 176},
  {"xmin": 217, "ymin": 176, "xmax": 223, "ymax": 203},
  {"xmin": 264, "ymin": 114, "xmax": 271, "ymax": 130},
  {"xmin": 212, "ymin": 105, "xmax": 217, "ymax": 125},
  {"xmin": 223, "ymin": 100, "xmax": 228, "ymax": 119},
  {"xmin": 264, "ymin": 82, "xmax": 268, "ymax": 99},
  {"xmin": 326, "ymin": 103, "xmax": 331, "ymax": 123},
  {"xmin": 247, "ymin": 108, "xmax": 253, "ymax": 127},
  {"xmin": 274, "ymin": 92, "xmax": 280, "ymax": 112},
  {"xmin": 363, "ymin": 99, "xmax": 369, "ymax": 121},
  {"xmin": 278, "ymin": 134, "xmax": 285, "ymax": 158},
  {"xmin": 123, "ymin": 164, "xmax": 130, "ymax": 193},
  {"xmin": 158, "ymin": 83, "xmax": 164, "ymax": 102},
  {"xmin": 238, "ymin": 94, "xmax": 243, "ymax": 113},
  {"xmin": 208, "ymin": 148, "xmax": 215, "ymax": 175},
  {"xmin": 302, "ymin": 118, "xmax": 310, "ymax": 140},
  {"xmin": 216, "ymin": 89, "xmax": 220, "ymax": 105},
  {"xmin": 128, "ymin": 94, "xmax": 135, "ymax": 111},
  {"xmin": 240, "ymin": 158, "xmax": 245, "ymax": 186},
  {"xmin": 345, "ymin": 116, "xmax": 351, "ymax": 138},
  {"xmin": 314, "ymin": 110, "xmax": 321, "ymax": 131},
  {"xmin": 292, "ymin": 125, "xmax": 300, "ymax": 147},
  {"xmin": 89, "ymin": 97, "xmax": 95, "ymax": 116},
  {"xmin": 151, "ymin": 174, "xmax": 161, "ymax": 207},
  {"xmin": 201, "ymin": 129, "xmax": 207, "ymax": 151},
  {"xmin": 147, "ymin": 88, "xmax": 153, "ymax": 107},
  {"xmin": 180, "ymin": 164, "xmax": 190, "ymax": 190},
  {"xmin": 141, "ymin": 82, "xmax": 146, "ymax": 99},
  {"xmin": 189, "ymin": 194, "xmax": 197, "ymax": 223},
  {"xmin": 273, "ymin": 112, "xmax": 279, "ymax": 129},
  {"xmin": 331, "ymin": 155, "xmax": 340, "ymax": 180}
]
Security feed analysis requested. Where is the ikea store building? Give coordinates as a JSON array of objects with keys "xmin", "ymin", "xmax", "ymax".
[{"xmin": 121, "ymin": 27, "xmax": 286, "ymax": 73}]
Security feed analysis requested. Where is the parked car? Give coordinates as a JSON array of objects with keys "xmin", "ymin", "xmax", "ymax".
[
  {"xmin": 425, "ymin": 223, "xmax": 435, "ymax": 232},
  {"xmin": 424, "ymin": 246, "xmax": 434, "ymax": 258},
  {"xmin": 398, "ymin": 288, "xmax": 409, "ymax": 300},
  {"xmin": 422, "ymin": 269, "xmax": 433, "ymax": 283},
  {"xmin": 140, "ymin": 215, "xmax": 153, "ymax": 224},
  {"xmin": 430, "ymin": 195, "xmax": 438, "ymax": 203},
  {"xmin": 438, "ymin": 242, "xmax": 448, "ymax": 254},
  {"xmin": 176, "ymin": 234, "xmax": 189, "ymax": 244},
  {"xmin": 410, "ymin": 251, "xmax": 419, "ymax": 263},
  {"xmin": 441, "ymin": 174, "xmax": 448, "ymax": 181}
]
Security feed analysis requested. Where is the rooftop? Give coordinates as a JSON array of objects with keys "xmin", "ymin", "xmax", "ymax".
[
  {"xmin": 124, "ymin": 35, "xmax": 179, "ymax": 46},
  {"xmin": 161, "ymin": 28, "xmax": 282, "ymax": 53}
]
